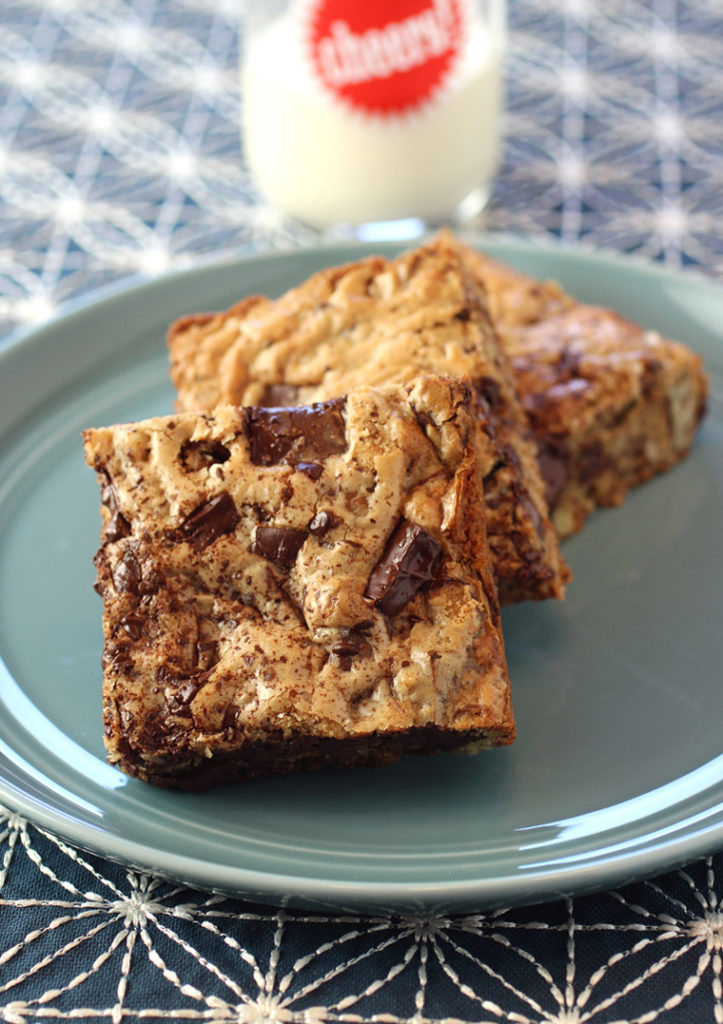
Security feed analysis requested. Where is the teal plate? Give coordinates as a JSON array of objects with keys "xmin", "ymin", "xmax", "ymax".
[{"xmin": 0, "ymin": 236, "xmax": 722, "ymax": 912}]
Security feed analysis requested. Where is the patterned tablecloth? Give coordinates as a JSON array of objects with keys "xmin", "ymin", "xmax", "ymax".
[{"xmin": 1, "ymin": 1, "xmax": 723, "ymax": 1021}]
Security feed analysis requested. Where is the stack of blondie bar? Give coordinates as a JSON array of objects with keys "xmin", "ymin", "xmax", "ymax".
[{"xmin": 83, "ymin": 234, "xmax": 707, "ymax": 789}]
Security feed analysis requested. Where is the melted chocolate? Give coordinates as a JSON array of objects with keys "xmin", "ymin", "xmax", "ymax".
[
  {"xmin": 245, "ymin": 398, "xmax": 347, "ymax": 468},
  {"xmin": 112, "ymin": 548, "xmax": 142, "ymax": 596},
  {"xmin": 252, "ymin": 525, "xmax": 308, "ymax": 568},
  {"xmin": 365, "ymin": 519, "xmax": 443, "ymax": 618},
  {"xmin": 105, "ymin": 511, "xmax": 131, "ymax": 543},
  {"xmin": 474, "ymin": 375, "xmax": 504, "ymax": 413},
  {"xmin": 330, "ymin": 629, "xmax": 372, "ymax": 671},
  {"xmin": 578, "ymin": 440, "xmax": 614, "ymax": 483},
  {"xmin": 100, "ymin": 473, "xmax": 131, "ymax": 542},
  {"xmin": 119, "ymin": 614, "xmax": 143, "ymax": 640},
  {"xmin": 100, "ymin": 472, "xmax": 120, "ymax": 514},
  {"xmin": 536, "ymin": 440, "xmax": 569, "ymax": 512},
  {"xmin": 178, "ymin": 492, "xmax": 238, "ymax": 549}
]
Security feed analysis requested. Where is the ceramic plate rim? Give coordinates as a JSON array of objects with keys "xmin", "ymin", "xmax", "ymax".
[{"xmin": 1, "ymin": 233, "xmax": 722, "ymax": 910}]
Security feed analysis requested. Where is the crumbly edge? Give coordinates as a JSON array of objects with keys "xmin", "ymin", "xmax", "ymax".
[
  {"xmin": 84, "ymin": 378, "xmax": 515, "ymax": 788},
  {"xmin": 459, "ymin": 245, "xmax": 709, "ymax": 538},
  {"xmin": 166, "ymin": 237, "xmax": 570, "ymax": 604},
  {"xmin": 113, "ymin": 724, "xmax": 511, "ymax": 790}
]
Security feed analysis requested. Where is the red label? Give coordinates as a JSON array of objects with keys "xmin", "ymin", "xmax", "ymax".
[{"xmin": 306, "ymin": 0, "xmax": 466, "ymax": 116}]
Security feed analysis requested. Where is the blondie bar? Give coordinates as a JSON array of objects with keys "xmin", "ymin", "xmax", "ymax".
[
  {"xmin": 461, "ymin": 246, "xmax": 708, "ymax": 537},
  {"xmin": 168, "ymin": 237, "xmax": 570, "ymax": 605},
  {"xmin": 84, "ymin": 377, "xmax": 515, "ymax": 789}
]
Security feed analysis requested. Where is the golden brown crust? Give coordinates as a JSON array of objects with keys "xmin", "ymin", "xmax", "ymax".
[
  {"xmin": 460, "ymin": 246, "xmax": 709, "ymax": 537},
  {"xmin": 84, "ymin": 377, "xmax": 515, "ymax": 789},
  {"xmin": 168, "ymin": 237, "xmax": 570, "ymax": 604}
]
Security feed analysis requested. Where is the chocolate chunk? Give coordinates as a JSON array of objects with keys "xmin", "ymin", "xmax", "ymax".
[
  {"xmin": 108, "ymin": 647, "xmax": 134, "ymax": 672},
  {"xmin": 245, "ymin": 398, "xmax": 347, "ymax": 468},
  {"xmin": 112, "ymin": 549, "xmax": 142, "ymax": 596},
  {"xmin": 330, "ymin": 630, "xmax": 372, "ymax": 671},
  {"xmin": 474, "ymin": 376, "xmax": 504, "ymax": 413},
  {"xmin": 119, "ymin": 614, "xmax": 143, "ymax": 640},
  {"xmin": 518, "ymin": 496, "xmax": 544, "ymax": 540},
  {"xmin": 173, "ymin": 679, "xmax": 200, "ymax": 705},
  {"xmin": 482, "ymin": 443, "xmax": 522, "ymax": 500},
  {"xmin": 578, "ymin": 440, "xmax": 613, "ymax": 484},
  {"xmin": 641, "ymin": 357, "xmax": 663, "ymax": 396},
  {"xmin": 331, "ymin": 634, "xmax": 371, "ymax": 658},
  {"xmin": 259, "ymin": 383, "xmax": 301, "ymax": 407},
  {"xmin": 296, "ymin": 461, "xmax": 323, "ymax": 479},
  {"xmin": 180, "ymin": 439, "xmax": 231, "ymax": 471},
  {"xmin": 536, "ymin": 440, "xmax": 569, "ymax": 511},
  {"xmin": 308, "ymin": 509, "xmax": 341, "ymax": 535},
  {"xmin": 178, "ymin": 492, "xmax": 238, "ymax": 549},
  {"xmin": 222, "ymin": 703, "xmax": 240, "ymax": 729},
  {"xmin": 252, "ymin": 525, "xmax": 308, "ymax": 568},
  {"xmin": 162, "ymin": 677, "xmax": 201, "ymax": 717},
  {"xmin": 100, "ymin": 473, "xmax": 131, "ymax": 541},
  {"xmin": 100, "ymin": 473, "xmax": 120, "ymax": 514},
  {"xmin": 105, "ymin": 511, "xmax": 131, "ymax": 543},
  {"xmin": 555, "ymin": 345, "xmax": 582, "ymax": 376},
  {"xmin": 195, "ymin": 639, "xmax": 218, "ymax": 671},
  {"xmin": 365, "ymin": 519, "xmax": 443, "ymax": 618}
]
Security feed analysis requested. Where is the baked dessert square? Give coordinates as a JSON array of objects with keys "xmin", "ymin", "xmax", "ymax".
[
  {"xmin": 460, "ymin": 245, "xmax": 708, "ymax": 538},
  {"xmin": 84, "ymin": 377, "xmax": 515, "ymax": 790},
  {"xmin": 168, "ymin": 236, "xmax": 570, "ymax": 605}
]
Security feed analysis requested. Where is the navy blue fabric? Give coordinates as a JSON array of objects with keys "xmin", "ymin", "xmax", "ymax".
[{"xmin": 1, "ymin": 816, "xmax": 722, "ymax": 1020}]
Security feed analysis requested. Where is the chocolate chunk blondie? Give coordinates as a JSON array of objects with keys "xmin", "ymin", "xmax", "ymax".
[
  {"xmin": 168, "ymin": 237, "xmax": 570, "ymax": 605},
  {"xmin": 84, "ymin": 377, "xmax": 515, "ymax": 789},
  {"xmin": 461, "ymin": 246, "xmax": 709, "ymax": 538}
]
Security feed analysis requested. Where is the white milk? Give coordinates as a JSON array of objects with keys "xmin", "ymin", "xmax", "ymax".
[{"xmin": 241, "ymin": 13, "xmax": 502, "ymax": 229}]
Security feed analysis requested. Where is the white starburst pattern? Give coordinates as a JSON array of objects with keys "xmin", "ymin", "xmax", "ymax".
[
  {"xmin": 0, "ymin": 0, "xmax": 721, "ymax": 337},
  {"xmin": 2, "ymin": 809, "xmax": 722, "ymax": 1024}
]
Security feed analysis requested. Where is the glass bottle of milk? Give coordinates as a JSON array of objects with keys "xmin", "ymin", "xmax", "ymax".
[{"xmin": 241, "ymin": 0, "xmax": 505, "ymax": 240}]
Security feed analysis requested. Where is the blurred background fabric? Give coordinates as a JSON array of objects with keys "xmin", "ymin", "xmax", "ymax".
[
  {"xmin": 1, "ymin": 0, "xmax": 721, "ymax": 342},
  {"xmin": 1, "ymin": 1, "xmax": 723, "ymax": 1021}
]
